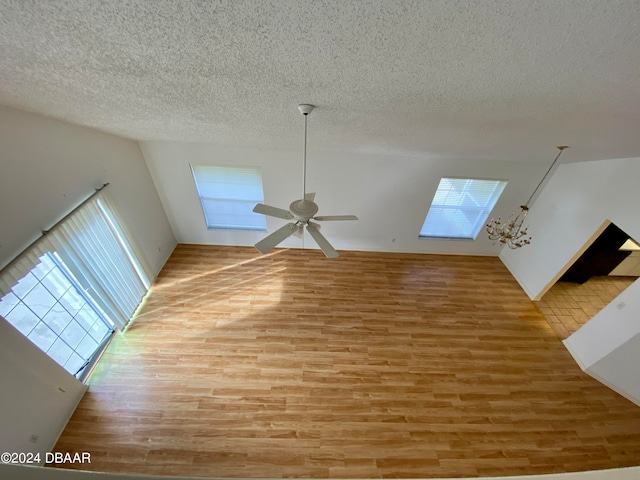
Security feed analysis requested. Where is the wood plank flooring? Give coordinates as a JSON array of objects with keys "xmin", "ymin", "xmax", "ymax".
[{"xmin": 53, "ymin": 245, "xmax": 640, "ymax": 478}]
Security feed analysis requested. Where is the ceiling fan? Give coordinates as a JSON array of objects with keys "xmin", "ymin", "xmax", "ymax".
[{"xmin": 252, "ymin": 104, "xmax": 358, "ymax": 258}]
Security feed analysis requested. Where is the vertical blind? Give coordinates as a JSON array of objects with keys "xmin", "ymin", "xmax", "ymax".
[
  {"xmin": 420, "ymin": 178, "xmax": 507, "ymax": 239},
  {"xmin": 0, "ymin": 186, "xmax": 151, "ymax": 330},
  {"xmin": 191, "ymin": 165, "xmax": 267, "ymax": 231}
]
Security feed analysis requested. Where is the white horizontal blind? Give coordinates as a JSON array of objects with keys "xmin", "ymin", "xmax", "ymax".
[
  {"xmin": 420, "ymin": 178, "xmax": 507, "ymax": 239},
  {"xmin": 191, "ymin": 165, "xmax": 267, "ymax": 231}
]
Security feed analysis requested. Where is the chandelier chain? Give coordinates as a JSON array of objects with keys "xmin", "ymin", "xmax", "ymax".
[
  {"xmin": 486, "ymin": 146, "xmax": 569, "ymax": 249},
  {"xmin": 524, "ymin": 146, "xmax": 568, "ymax": 207}
]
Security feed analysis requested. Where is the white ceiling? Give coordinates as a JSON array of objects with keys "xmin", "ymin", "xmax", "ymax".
[
  {"xmin": 2, "ymin": 0, "xmax": 640, "ymax": 162},
  {"xmin": 1, "ymin": 1, "xmax": 640, "ymax": 254}
]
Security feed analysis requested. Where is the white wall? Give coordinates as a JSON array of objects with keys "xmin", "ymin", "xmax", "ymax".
[
  {"xmin": 500, "ymin": 157, "xmax": 640, "ymax": 300},
  {"xmin": 0, "ymin": 105, "xmax": 176, "ymax": 454},
  {"xmin": 0, "ymin": 105, "xmax": 176, "ymax": 274},
  {"xmin": 0, "ymin": 318, "xmax": 87, "ymax": 455},
  {"xmin": 500, "ymin": 156, "xmax": 640, "ymax": 405},
  {"xmin": 141, "ymin": 141, "xmax": 547, "ymax": 256},
  {"xmin": 563, "ymin": 281, "xmax": 640, "ymax": 371},
  {"xmin": 586, "ymin": 333, "xmax": 640, "ymax": 404},
  {"xmin": 563, "ymin": 282, "xmax": 640, "ymax": 405}
]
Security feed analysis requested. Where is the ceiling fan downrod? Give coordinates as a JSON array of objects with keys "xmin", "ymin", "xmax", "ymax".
[
  {"xmin": 251, "ymin": 103, "xmax": 357, "ymax": 258},
  {"xmin": 298, "ymin": 104, "xmax": 314, "ymax": 200}
]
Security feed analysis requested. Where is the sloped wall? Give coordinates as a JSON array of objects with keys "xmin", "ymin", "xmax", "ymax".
[
  {"xmin": 0, "ymin": 105, "xmax": 176, "ymax": 274},
  {"xmin": 500, "ymin": 156, "xmax": 640, "ymax": 300},
  {"xmin": 500, "ymin": 156, "xmax": 640, "ymax": 405},
  {"xmin": 0, "ymin": 318, "xmax": 86, "ymax": 454},
  {"xmin": 0, "ymin": 106, "xmax": 176, "ymax": 454}
]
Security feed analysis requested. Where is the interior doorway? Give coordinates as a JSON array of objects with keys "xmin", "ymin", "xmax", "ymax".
[
  {"xmin": 537, "ymin": 276, "xmax": 636, "ymax": 339},
  {"xmin": 536, "ymin": 222, "xmax": 639, "ymax": 339}
]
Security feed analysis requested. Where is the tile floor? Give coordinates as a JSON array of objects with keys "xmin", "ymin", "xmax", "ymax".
[{"xmin": 536, "ymin": 275, "xmax": 637, "ymax": 339}]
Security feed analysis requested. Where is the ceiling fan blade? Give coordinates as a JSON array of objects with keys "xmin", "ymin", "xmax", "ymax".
[
  {"xmin": 306, "ymin": 223, "xmax": 339, "ymax": 258},
  {"xmin": 304, "ymin": 192, "xmax": 316, "ymax": 201},
  {"xmin": 313, "ymin": 215, "xmax": 359, "ymax": 221},
  {"xmin": 253, "ymin": 203, "xmax": 293, "ymax": 220},
  {"xmin": 254, "ymin": 223, "xmax": 298, "ymax": 254}
]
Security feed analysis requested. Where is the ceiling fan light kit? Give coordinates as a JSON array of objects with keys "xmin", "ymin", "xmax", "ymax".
[
  {"xmin": 486, "ymin": 146, "xmax": 568, "ymax": 249},
  {"xmin": 252, "ymin": 104, "xmax": 358, "ymax": 258}
]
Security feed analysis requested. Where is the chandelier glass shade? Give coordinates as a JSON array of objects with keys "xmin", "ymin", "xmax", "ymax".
[{"xmin": 486, "ymin": 146, "xmax": 568, "ymax": 249}]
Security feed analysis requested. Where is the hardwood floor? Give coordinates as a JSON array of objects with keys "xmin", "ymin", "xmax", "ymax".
[
  {"xmin": 53, "ymin": 245, "xmax": 640, "ymax": 478},
  {"xmin": 537, "ymin": 276, "xmax": 637, "ymax": 339}
]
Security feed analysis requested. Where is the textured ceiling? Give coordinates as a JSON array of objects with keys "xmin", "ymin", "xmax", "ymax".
[{"xmin": 2, "ymin": 0, "xmax": 640, "ymax": 164}]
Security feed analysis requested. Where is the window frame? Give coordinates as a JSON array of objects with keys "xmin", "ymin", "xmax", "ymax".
[
  {"xmin": 190, "ymin": 164, "xmax": 267, "ymax": 232},
  {"xmin": 0, "ymin": 185, "xmax": 148, "ymax": 380},
  {"xmin": 419, "ymin": 177, "xmax": 508, "ymax": 240},
  {"xmin": 0, "ymin": 252, "xmax": 115, "ymax": 378}
]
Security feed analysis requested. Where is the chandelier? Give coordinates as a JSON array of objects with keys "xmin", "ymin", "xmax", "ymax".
[{"xmin": 486, "ymin": 146, "xmax": 568, "ymax": 249}]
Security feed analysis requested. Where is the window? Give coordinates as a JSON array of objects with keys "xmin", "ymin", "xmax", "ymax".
[
  {"xmin": 0, "ymin": 252, "xmax": 114, "ymax": 378},
  {"xmin": 420, "ymin": 178, "xmax": 507, "ymax": 239},
  {"xmin": 0, "ymin": 186, "xmax": 152, "ymax": 379},
  {"xmin": 191, "ymin": 165, "xmax": 267, "ymax": 231}
]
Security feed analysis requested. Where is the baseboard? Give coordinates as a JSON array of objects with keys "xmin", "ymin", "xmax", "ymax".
[
  {"xmin": 584, "ymin": 368, "xmax": 640, "ymax": 408},
  {"xmin": 154, "ymin": 240, "xmax": 178, "ymax": 279},
  {"xmin": 46, "ymin": 382, "xmax": 89, "ymax": 460},
  {"xmin": 562, "ymin": 337, "xmax": 589, "ymax": 370},
  {"xmin": 563, "ymin": 338, "xmax": 640, "ymax": 407},
  {"xmin": 498, "ymin": 254, "xmax": 538, "ymax": 300}
]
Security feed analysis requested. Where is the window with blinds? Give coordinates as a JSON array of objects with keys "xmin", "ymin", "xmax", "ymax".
[
  {"xmin": 191, "ymin": 165, "xmax": 267, "ymax": 231},
  {"xmin": 0, "ymin": 186, "xmax": 151, "ymax": 379},
  {"xmin": 420, "ymin": 178, "xmax": 507, "ymax": 239}
]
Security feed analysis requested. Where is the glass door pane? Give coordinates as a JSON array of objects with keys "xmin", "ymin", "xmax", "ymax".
[{"xmin": 0, "ymin": 252, "xmax": 114, "ymax": 378}]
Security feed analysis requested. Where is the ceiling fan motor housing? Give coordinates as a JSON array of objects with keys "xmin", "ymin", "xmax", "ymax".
[
  {"xmin": 252, "ymin": 104, "xmax": 356, "ymax": 258},
  {"xmin": 289, "ymin": 199, "xmax": 318, "ymax": 221}
]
